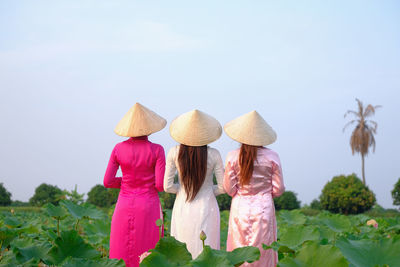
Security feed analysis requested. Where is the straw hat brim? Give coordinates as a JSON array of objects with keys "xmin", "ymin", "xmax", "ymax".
[
  {"xmin": 170, "ymin": 109, "xmax": 222, "ymax": 146},
  {"xmin": 224, "ymin": 110, "xmax": 277, "ymax": 146},
  {"xmin": 114, "ymin": 103, "xmax": 167, "ymax": 137}
]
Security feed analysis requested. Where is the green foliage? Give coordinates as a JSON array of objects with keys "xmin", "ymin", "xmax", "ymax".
[
  {"xmin": 310, "ymin": 199, "xmax": 321, "ymax": 210},
  {"xmin": 365, "ymin": 204, "xmax": 400, "ymax": 218},
  {"xmin": 299, "ymin": 208, "xmax": 320, "ymax": 216},
  {"xmin": 60, "ymin": 200, "xmax": 104, "ymax": 220},
  {"xmin": 29, "ymin": 183, "xmax": 63, "ymax": 206},
  {"xmin": 140, "ymin": 236, "xmax": 192, "ymax": 266},
  {"xmin": 61, "ymin": 257, "xmax": 125, "ymax": 266},
  {"xmin": 44, "ymin": 203, "xmax": 68, "ymax": 219},
  {"xmin": 62, "ymin": 185, "xmax": 85, "ymax": 205},
  {"xmin": 336, "ymin": 236, "xmax": 400, "ymax": 267},
  {"xmin": 47, "ymin": 230, "xmax": 101, "ymax": 264},
  {"xmin": 278, "ymin": 241, "xmax": 348, "ymax": 267},
  {"xmin": 87, "ymin": 185, "xmax": 119, "ymax": 208},
  {"xmin": 278, "ymin": 225, "xmax": 320, "ymax": 249},
  {"xmin": 278, "ymin": 210, "xmax": 307, "ymax": 225},
  {"xmin": 274, "ymin": 191, "xmax": 301, "ymax": 210},
  {"xmin": 268, "ymin": 209, "xmax": 400, "ymax": 266},
  {"xmin": 159, "ymin": 192, "xmax": 176, "ymax": 210},
  {"xmin": 10, "ymin": 200, "xmax": 30, "ymax": 207},
  {"xmin": 320, "ymin": 174, "xmax": 376, "ymax": 214},
  {"xmin": 0, "ymin": 183, "xmax": 12, "ymax": 206},
  {"xmin": 11, "ymin": 238, "xmax": 51, "ymax": 265},
  {"xmin": 318, "ymin": 214, "xmax": 352, "ymax": 233},
  {"xmin": 0, "ymin": 200, "xmax": 113, "ymax": 265},
  {"xmin": 2, "ymin": 203, "xmax": 400, "ymax": 267},
  {"xmin": 392, "ymin": 178, "xmax": 400, "ymax": 207},
  {"xmin": 216, "ymin": 194, "xmax": 232, "ymax": 211},
  {"xmin": 140, "ymin": 235, "xmax": 260, "ymax": 266}
]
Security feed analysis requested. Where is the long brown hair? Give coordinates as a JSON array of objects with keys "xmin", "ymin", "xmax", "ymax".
[
  {"xmin": 178, "ymin": 144, "xmax": 208, "ymax": 202},
  {"xmin": 239, "ymin": 144, "xmax": 259, "ymax": 186}
]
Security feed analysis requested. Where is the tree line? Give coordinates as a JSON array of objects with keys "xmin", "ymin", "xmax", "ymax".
[{"xmin": 1, "ymin": 175, "xmax": 400, "ymax": 214}]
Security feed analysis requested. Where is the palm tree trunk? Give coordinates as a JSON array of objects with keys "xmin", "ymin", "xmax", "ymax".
[{"xmin": 361, "ymin": 154, "xmax": 366, "ymax": 185}]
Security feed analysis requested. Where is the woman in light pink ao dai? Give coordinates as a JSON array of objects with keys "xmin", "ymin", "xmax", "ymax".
[{"xmin": 223, "ymin": 111, "xmax": 285, "ymax": 267}]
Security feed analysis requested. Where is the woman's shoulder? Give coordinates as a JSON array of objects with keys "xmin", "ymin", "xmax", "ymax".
[
  {"xmin": 206, "ymin": 147, "xmax": 223, "ymax": 163},
  {"xmin": 148, "ymin": 141, "xmax": 165, "ymax": 151},
  {"xmin": 259, "ymin": 147, "xmax": 281, "ymax": 164},
  {"xmin": 260, "ymin": 147, "xmax": 279, "ymax": 156},
  {"xmin": 166, "ymin": 145, "xmax": 180, "ymax": 158},
  {"xmin": 113, "ymin": 139, "xmax": 130, "ymax": 150},
  {"xmin": 207, "ymin": 146, "xmax": 221, "ymax": 156}
]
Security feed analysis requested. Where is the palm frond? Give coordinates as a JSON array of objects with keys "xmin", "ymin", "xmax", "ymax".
[
  {"xmin": 364, "ymin": 104, "xmax": 375, "ymax": 117},
  {"xmin": 366, "ymin": 120, "xmax": 378, "ymax": 132},
  {"xmin": 343, "ymin": 120, "xmax": 358, "ymax": 132},
  {"xmin": 344, "ymin": 110, "xmax": 360, "ymax": 118},
  {"xmin": 364, "ymin": 104, "xmax": 381, "ymax": 117},
  {"xmin": 356, "ymin": 98, "xmax": 364, "ymax": 116}
]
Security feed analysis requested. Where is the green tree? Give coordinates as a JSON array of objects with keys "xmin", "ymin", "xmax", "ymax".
[
  {"xmin": 274, "ymin": 191, "xmax": 301, "ymax": 210},
  {"xmin": 29, "ymin": 183, "xmax": 63, "ymax": 206},
  {"xmin": 392, "ymin": 178, "xmax": 400, "ymax": 208},
  {"xmin": 343, "ymin": 98, "xmax": 381, "ymax": 185},
  {"xmin": 10, "ymin": 200, "xmax": 29, "ymax": 207},
  {"xmin": 159, "ymin": 191, "xmax": 176, "ymax": 209},
  {"xmin": 310, "ymin": 199, "xmax": 322, "ymax": 210},
  {"xmin": 320, "ymin": 174, "xmax": 376, "ymax": 214},
  {"xmin": 0, "ymin": 183, "xmax": 12, "ymax": 206},
  {"xmin": 87, "ymin": 184, "xmax": 119, "ymax": 207},
  {"xmin": 216, "ymin": 194, "xmax": 232, "ymax": 210},
  {"xmin": 62, "ymin": 185, "xmax": 85, "ymax": 205}
]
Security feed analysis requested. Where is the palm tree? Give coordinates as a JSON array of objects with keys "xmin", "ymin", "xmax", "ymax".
[{"xmin": 343, "ymin": 99, "xmax": 381, "ymax": 185}]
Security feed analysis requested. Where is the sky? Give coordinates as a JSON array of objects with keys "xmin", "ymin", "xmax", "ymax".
[{"xmin": 0, "ymin": 0, "xmax": 399, "ymax": 208}]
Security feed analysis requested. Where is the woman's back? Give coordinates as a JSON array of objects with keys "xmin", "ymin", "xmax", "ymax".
[
  {"xmin": 164, "ymin": 145, "xmax": 224, "ymax": 198},
  {"xmin": 104, "ymin": 136, "xmax": 164, "ymax": 195},
  {"xmin": 224, "ymin": 147, "xmax": 284, "ymax": 197},
  {"xmin": 164, "ymin": 145, "xmax": 224, "ymax": 258}
]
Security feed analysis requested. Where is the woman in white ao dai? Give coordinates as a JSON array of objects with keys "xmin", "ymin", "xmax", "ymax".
[{"xmin": 163, "ymin": 109, "xmax": 225, "ymax": 259}]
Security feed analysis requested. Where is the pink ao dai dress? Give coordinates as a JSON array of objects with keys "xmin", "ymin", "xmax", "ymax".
[
  {"xmin": 223, "ymin": 147, "xmax": 285, "ymax": 267},
  {"xmin": 164, "ymin": 146, "xmax": 225, "ymax": 259},
  {"xmin": 103, "ymin": 136, "xmax": 165, "ymax": 267}
]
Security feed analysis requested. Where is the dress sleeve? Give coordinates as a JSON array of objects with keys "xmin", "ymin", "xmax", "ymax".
[
  {"xmin": 163, "ymin": 147, "xmax": 180, "ymax": 194},
  {"xmin": 212, "ymin": 150, "xmax": 225, "ymax": 196},
  {"xmin": 103, "ymin": 146, "xmax": 122, "ymax": 188},
  {"xmin": 155, "ymin": 145, "xmax": 166, "ymax": 192},
  {"xmin": 271, "ymin": 154, "xmax": 285, "ymax": 198},
  {"xmin": 223, "ymin": 153, "xmax": 239, "ymax": 197}
]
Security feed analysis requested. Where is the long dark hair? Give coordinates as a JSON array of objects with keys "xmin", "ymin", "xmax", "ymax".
[
  {"xmin": 238, "ymin": 144, "xmax": 259, "ymax": 186},
  {"xmin": 178, "ymin": 144, "xmax": 208, "ymax": 202}
]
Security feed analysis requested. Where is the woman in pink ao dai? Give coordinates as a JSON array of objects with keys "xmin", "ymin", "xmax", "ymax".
[
  {"xmin": 103, "ymin": 103, "xmax": 167, "ymax": 267},
  {"xmin": 223, "ymin": 111, "xmax": 285, "ymax": 267}
]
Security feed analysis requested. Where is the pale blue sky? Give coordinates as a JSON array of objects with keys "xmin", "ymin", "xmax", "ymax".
[{"xmin": 1, "ymin": 0, "xmax": 399, "ymax": 208}]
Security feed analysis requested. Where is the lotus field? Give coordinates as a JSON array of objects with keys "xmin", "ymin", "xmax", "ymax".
[{"xmin": 1, "ymin": 201, "xmax": 400, "ymax": 266}]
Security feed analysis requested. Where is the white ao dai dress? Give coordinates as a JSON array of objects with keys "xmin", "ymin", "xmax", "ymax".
[{"xmin": 164, "ymin": 145, "xmax": 225, "ymax": 258}]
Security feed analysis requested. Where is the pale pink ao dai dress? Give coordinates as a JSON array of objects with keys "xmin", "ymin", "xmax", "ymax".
[{"xmin": 224, "ymin": 147, "xmax": 285, "ymax": 267}]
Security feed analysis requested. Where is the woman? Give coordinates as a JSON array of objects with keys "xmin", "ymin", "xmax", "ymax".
[
  {"xmin": 164, "ymin": 109, "xmax": 225, "ymax": 259},
  {"xmin": 103, "ymin": 103, "xmax": 166, "ymax": 267},
  {"xmin": 223, "ymin": 111, "xmax": 285, "ymax": 267}
]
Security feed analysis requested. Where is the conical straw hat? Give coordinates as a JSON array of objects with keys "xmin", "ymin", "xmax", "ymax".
[
  {"xmin": 114, "ymin": 103, "xmax": 167, "ymax": 137},
  {"xmin": 224, "ymin": 111, "xmax": 277, "ymax": 146},
  {"xmin": 170, "ymin": 110, "xmax": 222, "ymax": 146}
]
